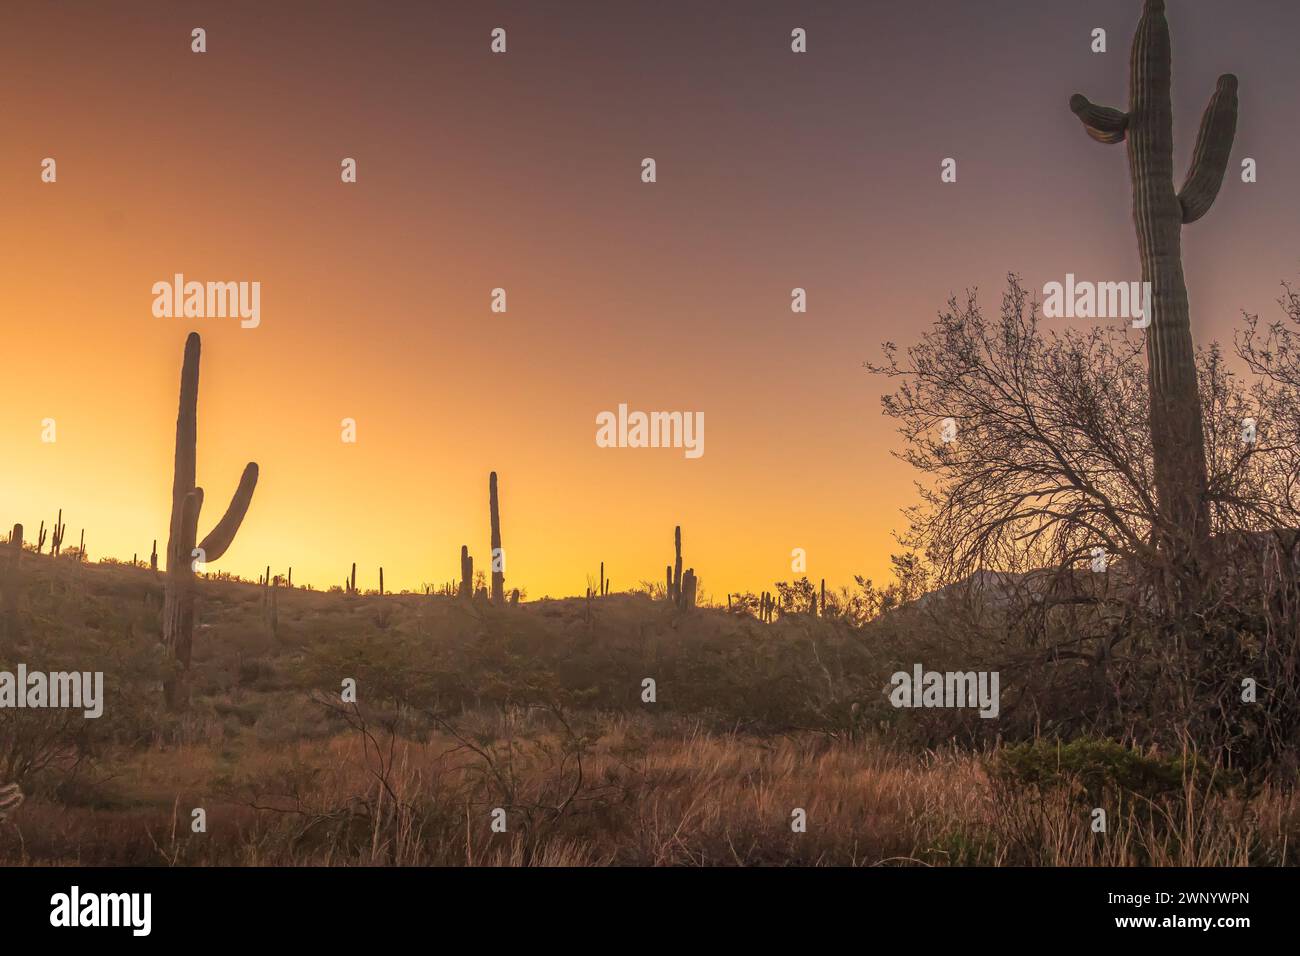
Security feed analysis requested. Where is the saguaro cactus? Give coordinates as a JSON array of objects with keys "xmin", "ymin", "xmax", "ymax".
[
  {"xmin": 269, "ymin": 574, "xmax": 280, "ymax": 639},
  {"xmin": 150, "ymin": 538, "xmax": 158, "ymax": 573},
  {"xmin": 460, "ymin": 545, "xmax": 473, "ymax": 600},
  {"xmin": 162, "ymin": 333, "xmax": 259, "ymax": 710},
  {"xmin": 489, "ymin": 471, "xmax": 504, "ymax": 603},
  {"xmin": 51, "ymin": 510, "xmax": 65, "ymax": 557},
  {"xmin": 668, "ymin": 526, "xmax": 683, "ymax": 602},
  {"xmin": 3, "ymin": 524, "xmax": 21, "ymax": 641},
  {"xmin": 680, "ymin": 568, "xmax": 697, "ymax": 609},
  {"xmin": 1069, "ymin": 0, "xmax": 1236, "ymax": 556}
]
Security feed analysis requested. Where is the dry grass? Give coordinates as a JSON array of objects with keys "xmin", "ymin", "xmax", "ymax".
[{"xmin": 2, "ymin": 711, "xmax": 1295, "ymax": 866}]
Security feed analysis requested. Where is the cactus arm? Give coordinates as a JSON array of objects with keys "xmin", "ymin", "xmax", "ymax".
[
  {"xmin": 1177, "ymin": 74, "xmax": 1238, "ymax": 224},
  {"xmin": 1069, "ymin": 94, "xmax": 1128, "ymax": 144},
  {"xmin": 197, "ymin": 462, "xmax": 258, "ymax": 562}
]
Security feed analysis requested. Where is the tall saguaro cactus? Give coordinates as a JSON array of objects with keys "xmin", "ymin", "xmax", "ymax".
[
  {"xmin": 1069, "ymin": 0, "xmax": 1237, "ymax": 558},
  {"xmin": 489, "ymin": 471, "xmax": 504, "ymax": 603},
  {"xmin": 162, "ymin": 333, "xmax": 259, "ymax": 710}
]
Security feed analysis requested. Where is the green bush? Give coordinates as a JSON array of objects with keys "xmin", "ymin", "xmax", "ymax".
[{"xmin": 990, "ymin": 737, "xmax": 1237, "ymax": 803}]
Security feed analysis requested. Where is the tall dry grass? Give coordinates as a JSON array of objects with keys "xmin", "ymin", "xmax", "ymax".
[{"xmin": 2, "ymin": 712, "xmax": 1294, "ymax": 866}]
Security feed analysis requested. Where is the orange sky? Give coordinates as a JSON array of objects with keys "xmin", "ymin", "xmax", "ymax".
[{"xmin": 2, "ymin": 1, "xmax": 1296, "ymax": 598}]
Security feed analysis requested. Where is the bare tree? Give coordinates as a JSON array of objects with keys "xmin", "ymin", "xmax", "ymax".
[{"xmin": 866, "ymin": 275, "xmax": 1300, "ymax": 764}]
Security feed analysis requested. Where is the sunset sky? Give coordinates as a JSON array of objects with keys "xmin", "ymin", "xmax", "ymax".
[{"xmin": 2, "ymin": 0, "xmax": 1297, "ymax": 598}]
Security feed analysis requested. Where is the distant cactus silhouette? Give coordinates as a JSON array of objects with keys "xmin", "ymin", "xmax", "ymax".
[
  {"xmin": 460, "ymin": 545, "xmax": 473, "ymax": 600},
  {"xmin": 489, "ymin": 472, "xmax": 505, "ymax": 603},
  {"xmin": 1069, "ymin": 0, "xmax": 1237, "ymax": 556},
  {"xmin": 666, "ymin": 527, "xmax": 685, "ymax": 602},
  {"xmin": 162, "ymin": 333, "xmax": 259, "ymax": 711},
  {"xmin": 50, "ymin": 509, "xmax": 65, "ymax": 557},
  {"xmin": 268, "ymin": 574, "xmax": 280, "ymax": 639},
  {"xmin": 674, "ymin": 527, "xmax": 683, "ymax": 601},
  {"xmin": 680, "ymin": 568, "xmax": 697, "ymax": 609},
  {"xmin": 3, "ymin": 524, "xmax": 21, "ymax": 641},
  {"xmin": 0, "ymin": 783, "xmax": 22, "ymax": 822}
]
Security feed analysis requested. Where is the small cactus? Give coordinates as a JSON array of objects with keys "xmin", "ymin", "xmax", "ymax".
[
  {"xmin": 3, "ymin": 524, "xmax": 21, "ymax": 640},
  {"xmin": 680, "ymin": 568, "xmax": 697, "ymax": 610},
  {"xmin": 269, "ymin": 574, "xmax": 280, "ymax": 638},
  {"xmin": 51, "ymin": 509, "xmax": 65, "ymax": 557},
  {"xmin": 459, "ymin": 545, "xmax": 473, "ymax": 600},
  {"xmin": 489, "ymin": 472, "xmax": 505, "ymax": 603},
  {"xmin": 673, "ymin": 526, "xmax": 683, "ymax": 602}
]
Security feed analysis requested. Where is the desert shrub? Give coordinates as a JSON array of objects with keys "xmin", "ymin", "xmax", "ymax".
[{"xmin": 989, "ymin": 737, "xmax": 1237, "ymax": 805}]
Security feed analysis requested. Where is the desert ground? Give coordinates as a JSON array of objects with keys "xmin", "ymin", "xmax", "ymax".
[{"xmin": 1, "ymin": 551, "xmax": 1294, "ymax": 866}]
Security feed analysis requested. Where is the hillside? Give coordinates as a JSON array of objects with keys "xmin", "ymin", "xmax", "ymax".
[{"xmin": 0, "ymin": 551, "xmax": 1294, "ymax": 865}]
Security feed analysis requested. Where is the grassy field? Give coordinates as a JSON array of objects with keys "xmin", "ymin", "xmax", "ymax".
[{"xmin": 1, "ymin": 553, "xmax": 1296, "ymax": 866}]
